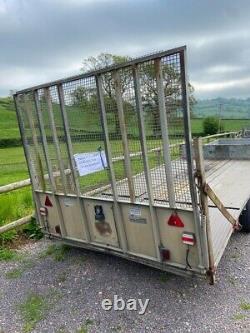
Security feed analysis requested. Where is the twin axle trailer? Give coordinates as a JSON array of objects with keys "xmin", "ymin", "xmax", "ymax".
[{"xmin": 14, "ymin": 46, "xmax": 250, "ymax": 284}]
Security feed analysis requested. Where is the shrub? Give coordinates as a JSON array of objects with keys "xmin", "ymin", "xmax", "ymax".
[{"xmin": 203, "ymin": 116, "xmax": 224, "ymax": 135}]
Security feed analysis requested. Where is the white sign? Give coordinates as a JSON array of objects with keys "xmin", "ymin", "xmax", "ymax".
[{"xmin": 74, "ymin": 151, "xmax": 107, "ymax": 176}]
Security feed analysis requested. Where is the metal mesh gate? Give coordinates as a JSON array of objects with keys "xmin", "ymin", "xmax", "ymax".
[{"xmin": 14, "ymin": 46, "xmax": 196, "ymax": 210}]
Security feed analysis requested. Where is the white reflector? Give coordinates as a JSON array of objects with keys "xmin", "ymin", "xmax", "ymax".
[
  {"xmin": 39, "ymin": 207, "xmax": 47, "ymax": 216},
  {"xmin": 182, "ymin": 232, "xmax": 195, "ymax": 246}
]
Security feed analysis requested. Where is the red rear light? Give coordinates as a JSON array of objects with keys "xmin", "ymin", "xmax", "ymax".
[
  {"xmin": 168, "ymin": 213, "xmax": 184, "ymax": 227},
  {"xmin": 182, "ymin": 232, "xmax": 196, "ymax": 246},
  {"xmin": 45, "ymin": 195, "xmax": 53, "ymax": 207}
]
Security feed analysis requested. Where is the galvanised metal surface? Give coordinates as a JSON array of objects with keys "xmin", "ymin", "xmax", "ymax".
[
  {"xmin": 203, "ymin": 138, "xmax": 250, "ymax": 160},
  {"xmin": 14, "ymin": 46, "xmax": 195, "ymax": 210},
  {"xmin": 14, "ymin": 46, "xmax": 207, "ymax": 277}
]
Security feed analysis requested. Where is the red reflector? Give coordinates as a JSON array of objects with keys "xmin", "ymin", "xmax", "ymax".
[
  {"xmin": 160, "ymin": 248, "xmax": 170, "ymax": 261},
  {"xmin": 39, "ymin": 207, "xmax": 48, "ymax": 216},
  {"xmin": 182, "ymin": 232, "xmax": 195, "ymax": 246},
  {"xmin": 45, "ymin": 195, "xmax": 53, "ymax": 207},
  {"xmin": 168, "ymin": 213, "xmax": 184, "ymax": 227}
]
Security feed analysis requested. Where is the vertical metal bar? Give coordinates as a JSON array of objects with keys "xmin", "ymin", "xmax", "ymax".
[
  {"xmin": 57, "ymin": 83, "xmax": 91, "ymax": 242},
  {"xmin": 133, "ymin": 65, "xmax": 161, "ymax": 260},
  {"xmin": 34, "ymin": 90, "xmax": 56, "ymax": 192},
  {"xmin": 179, "ymin": 49, "xmax": 206, "ymax": 270},
  {"xmin": 23, "ymin": 94, "xmax": 46, "ymax": 192},
  {"xmin": 44, "ymin": 87, "xmax": 68, "ymax": 194},
  {"xmin": 113, "ymin": 70, "xmax": 136, "ymax": 203},
  {"xmin": 96, "ymin": 75, "xmax": 128, "ymax": 252},
  {"xmin": 193, "ymin": 138, "xmax": 215, "ymax": 284},
  {"xmin": 13, "ymin": 95, "xmax": 43, "ymax": 229},
  {"xmin": 154, "ymin": 58, "xmax": 176, "ymax": 207},
  {"xmin": 34, "ymin": 90, "xmax": 67, "ymax": 237}
]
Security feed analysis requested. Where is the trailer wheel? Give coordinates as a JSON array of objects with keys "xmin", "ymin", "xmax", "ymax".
[{"xmin": 239, "ymin": 199, "xmax": 250, "ymax": 233}]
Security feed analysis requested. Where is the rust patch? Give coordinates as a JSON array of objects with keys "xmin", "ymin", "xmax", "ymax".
[{"xmin": 95, "ymin": 221, "xmax": 112, "ymax": 236}]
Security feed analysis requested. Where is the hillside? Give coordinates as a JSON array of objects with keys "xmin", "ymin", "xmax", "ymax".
[
  {"xmin": 193, "ymin": 97, "xmax": 250, "ymax": 119},
  {"xmin": 1, "ymin": 97, "xmax": 250, "ymax": 145}
]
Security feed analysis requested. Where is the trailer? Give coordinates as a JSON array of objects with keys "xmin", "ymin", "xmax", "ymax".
[{"xmin": 14, "ymin": 46, "xmax": 250, "ymax": 284}]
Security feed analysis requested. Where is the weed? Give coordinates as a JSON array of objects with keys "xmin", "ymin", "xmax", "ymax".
[
  {"xmin": 233, "ymin": 313, "xmax": 246, "ymax": 320},
  {"xmin": 23, "ymin": 218, "xmax": 43, "ymax": 240},
  {"xmin": 5, "ymin": 267, "xmax": 24, "ymax": 279},
  {"xmin": 56, "ymin": 271, "xmax": 68, "ymax": 284},
  {"xmin": 75, "ymin": 319, "xmax": 94, "ymax": 333},
  {"xmin": 159, "ymin": 272, "xmax": 170, "ymax": 282},
  {"xmin": 0, "ymin": 247, "xmax": 18, "ymax": 261},
  {"xmin": 240, "ymin": 301, "xmax": 250, "ymax": 311},
  {"xmin": 40, "ymin": 244, "xmax": 70, "ymax": 261},
  {"xmin": 228, "ymin": 276, "xmax": 236, "ymax": 286},
  {"xmin": 19, "ymin": 293, "xmax": 49, "ymax": 333}
]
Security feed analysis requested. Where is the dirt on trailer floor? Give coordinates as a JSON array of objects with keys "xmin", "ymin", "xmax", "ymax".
[{"xmin": 0, "ymin": 232, "xmax": 249, "ymax": 333}]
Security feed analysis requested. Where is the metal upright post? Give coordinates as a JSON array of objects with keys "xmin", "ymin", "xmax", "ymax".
[
  {"xmin": 133, "ymin": 65, "xmax": 161, "ymax": 260},
  {"xmin": 113, "ymin": 70, "xmax": 136, "ymax": 203},
  {"xmin": 96, "ymin": 75, "xmax": 128, "ymax": 252},
  {"xmin": 179, "ymin": 49, "xmax": 206, "ymax": 271},
  {"xmin": 193, "ymin": 137, "xmax": 215, "ymax": 284},
  {"xmin": 154, "ymin": 59, "xmax": 176, "ymax": 208}
]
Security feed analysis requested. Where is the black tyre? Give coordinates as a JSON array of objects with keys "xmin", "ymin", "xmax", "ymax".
[{"xmin": 239, "ymin": 199, "xmax": 250, "ymax": 233}]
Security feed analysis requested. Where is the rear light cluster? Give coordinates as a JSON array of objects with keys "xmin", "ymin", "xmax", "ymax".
[
  {"xmin": 39, "ymin": 207, "xmax": 47, "ymax": 216},
  {"xmin": 160, "ymin": 213, "xmax": 196, "ymax": 261}
]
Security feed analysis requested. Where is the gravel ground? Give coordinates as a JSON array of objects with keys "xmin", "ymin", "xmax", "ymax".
[{"xmin": 0, "ymin": 232, "xmax": 249, "ymax": 333}]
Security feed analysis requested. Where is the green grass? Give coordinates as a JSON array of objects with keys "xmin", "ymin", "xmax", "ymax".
[
  {"xmin": 5, "ymin": 258, "xmax": 33, "ymax": 279},
  {"xmin": 5, "ymin": 267, "xmax": 24, "ymax": 279},
  {"xmin": 191, "ymin": 118, "xmax": 250, "ymax": 135},
  {"xmin": 75, "ymin": 319, "xmax": 94, "ymax": 333},
  {"xmin": 232, "ymin": 313, "xmax": 246, "ymax": 321},
  {"xmin": 0, "ymin": 98, "xmax": 19, "ymax": 140},
  {"xmin": 40, "ymin": 244, "xmax": 70, "ymax": 261},
  {"xmin": 0, "ymin": 247, "xmax": 19, "ymax": 261},
  {"xmin": 19, "ymin": 293, "xmax": 49, "ymax": 333},
  {"xmin": 240, "ymin": 301, "xmax": 250, "ymax": 311}
]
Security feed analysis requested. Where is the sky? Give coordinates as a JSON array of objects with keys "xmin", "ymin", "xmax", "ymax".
[{"xmin": 1, "ymin": 0, "xmax": 250, "ymax": 99}]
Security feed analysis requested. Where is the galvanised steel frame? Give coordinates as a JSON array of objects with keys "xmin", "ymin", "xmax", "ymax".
[{"xmin": 14, "ymin": 46, "xmax": 210, "ymax": 278}]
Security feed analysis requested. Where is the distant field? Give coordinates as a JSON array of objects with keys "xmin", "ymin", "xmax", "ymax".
[{"xmin": 191, "ymin": 118, "xmax": 250, "ymax": 135}]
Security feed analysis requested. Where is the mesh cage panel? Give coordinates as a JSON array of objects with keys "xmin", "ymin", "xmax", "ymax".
[
  {"xmin": 15, "ymin": 47, "xmax": 194, "ymax": 209},
  {"xmin": 62, "ymin": 77, "xmax": 110, "ymax": 195},
  {"xmin": 17, "ymin": 93, "xmax": 51, "ymax": 191}
]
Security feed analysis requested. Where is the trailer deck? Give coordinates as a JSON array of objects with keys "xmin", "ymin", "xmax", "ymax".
[{"xmin": 88, "ymin": 158, "xmax": 250, "ymax": 216}]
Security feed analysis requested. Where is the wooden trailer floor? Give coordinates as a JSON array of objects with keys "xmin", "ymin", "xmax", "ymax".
[{"xmin": 205, "ymin": 160, "xmax": 250, "ymax": 264}]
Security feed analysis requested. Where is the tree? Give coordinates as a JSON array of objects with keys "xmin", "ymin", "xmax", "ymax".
[
  {"xmin": 82, "ymin": 53, "xmax": 132, "ymax": 98},
  {"xmin": 77, "ymin": 53, "xmax": 196, "ymax": 136},
  {"xmin": 81, "ymin": 53, "xmax": 133, "ymax": 134},
  {"xmin": 203, "ymin": 116, "xmax": 224, "ymax": 135}
]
